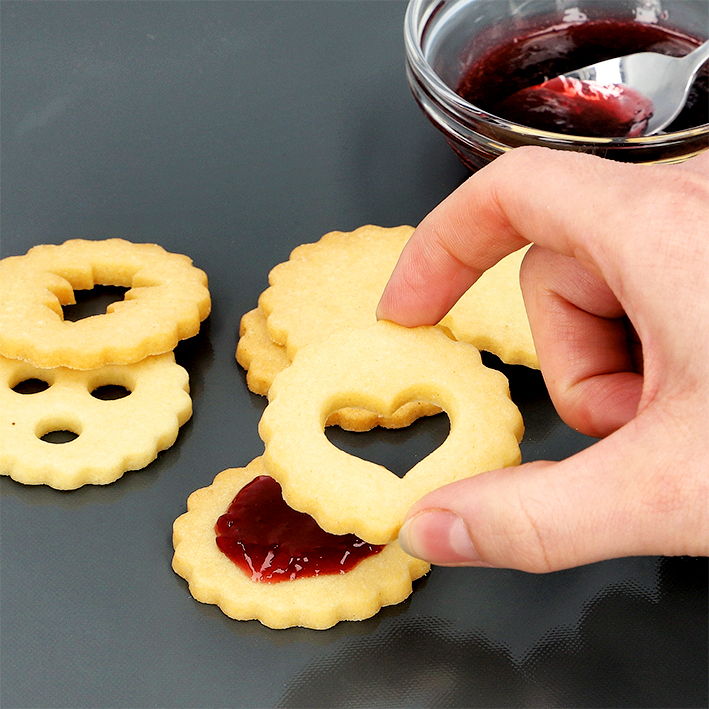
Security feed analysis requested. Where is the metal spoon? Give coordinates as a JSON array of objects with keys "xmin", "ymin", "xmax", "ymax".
[{"xmin": 562, "ymin": 39, "xmax": 709, "ymax": 136}]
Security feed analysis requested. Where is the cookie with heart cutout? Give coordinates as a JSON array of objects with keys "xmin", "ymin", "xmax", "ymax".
[
  {"xmin": 0, "ymin": 238, "xmax": 210, "ymax": 370},
  {"xmin": 259, "ymin": 320, "xmax": 524, "ymax": 545}
]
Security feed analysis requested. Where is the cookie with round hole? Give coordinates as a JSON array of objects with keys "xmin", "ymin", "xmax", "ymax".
[
  {"xmin": 259, "ymin": 321, "xmax": 524, "ymax": 544},
  {"xmin": 0, "ymin": 239, "xmax": 211, "ymax": 370},
  {"xmin": 172, "ymin": 457, "xmax": 430, "ymax": 629},
  {"xmin": 0, "ymin": 352, "xmax": 192, "ymax": 489}
]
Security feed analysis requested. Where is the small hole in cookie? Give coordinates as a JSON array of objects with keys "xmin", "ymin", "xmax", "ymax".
[
  {"xmin": 12, "ymin": 378, "xmax": 51, "ymax": 394},
  {"xmin": 63, "ymin": 285, "xmax": 128, "ymax": 321},
  {"xmin": 326, "ymin": 412, "xmax": 450, "ymax": 479},
  {"xmin": 91, "ymin": 384, "xmax": 131, "ymax": 400},
  {"xmin": 40, "ymin": 429, "xmax": 80, "ymax": 444}
]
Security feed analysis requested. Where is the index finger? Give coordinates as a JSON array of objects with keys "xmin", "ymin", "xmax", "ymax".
[{"xmin": 376, "ymin": 146, "xmax": 642, "ymax": 326}]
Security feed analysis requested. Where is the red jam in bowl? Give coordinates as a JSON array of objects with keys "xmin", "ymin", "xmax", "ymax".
[
  {"xmin": 215, "ymin": 476, "xmax": 384, "ymax": 583},
  {"xmin": 497, "ymin": 76, "xmax": 653, "ymax": 137},
  {"xmin": 456, "ymin": 20, "xmax": 708, "ymax": 137}
]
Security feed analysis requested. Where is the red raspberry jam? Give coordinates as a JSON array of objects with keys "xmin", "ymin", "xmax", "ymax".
[
  {"xmin": 496, "ymin": 76, "xmax": 653, "ymax": 137},
  {"xmin": 456, "ymin": 20, "xmax": 708, "ymax": 137},
  {"xmin": 215, "ymin": 476, "xmax": 384, "ymax": 583}
]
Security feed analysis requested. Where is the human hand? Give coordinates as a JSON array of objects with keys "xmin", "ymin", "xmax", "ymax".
[{"xmin": 377, "ymin": 146, "xmax": 709, "ymax": 572}]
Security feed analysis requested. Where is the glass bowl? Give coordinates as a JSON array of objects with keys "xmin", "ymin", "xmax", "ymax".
[{"xmin": 404, "ymin": 0, "xmax": 709, "ymax": 171}]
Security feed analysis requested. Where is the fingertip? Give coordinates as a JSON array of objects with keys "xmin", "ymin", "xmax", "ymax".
[
  {"xmin": 375, "ymin": 280, "xmax": 441, "ymax": 327},
  {"xmin": 398, "ymin": 462, "xmax": 567, "ymax": 572},
  {"xmin": 374, "ymin": 288, "xmax": 395, "ymax": 323},
  {"xmin": 399, "ymin": 509, "xmax": 488, "ymax": 566}
]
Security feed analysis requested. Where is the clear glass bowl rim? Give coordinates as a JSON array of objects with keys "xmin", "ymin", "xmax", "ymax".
[{"xmin": 404, "ymin": 0, "xmax": 709, "ymax": 146}]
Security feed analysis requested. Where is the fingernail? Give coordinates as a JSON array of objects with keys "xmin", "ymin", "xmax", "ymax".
[{"xmin": 399, "ymin": 510, "xmax": 482, "ymax": 565}]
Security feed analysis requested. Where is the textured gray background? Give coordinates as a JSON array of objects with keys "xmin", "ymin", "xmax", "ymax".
[{"xmin": 1, "ymin": 2, "xmax": 706, "ymax": 707}]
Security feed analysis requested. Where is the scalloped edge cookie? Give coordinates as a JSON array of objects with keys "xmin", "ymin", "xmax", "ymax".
[
  {"xmin": 257, "ymin": 225, "xmax": 537, "ymax": 369},
  {"xmin": 172, "ymin": 458, "xmax": 430, "ymax": 630},
  {"xmin": 0, "ymin": 352, "xmax": 192, "ymax": 489},
  {"xmin": 441, "ymin": 245, "xmax": 538, "ymax": 368},
  {"xmin": 259, "ymin": 321, "xmax": 524, "ymax": 544},
  {"xmin": 259, "ymin": 225, "xmax": 414, "ymax": 359},
  {"xmin": 237, "ymin": 307, "xmax": 441, "ymax": 431},
  {"xmin": 0, "ymin": 239, "xmax": 211, "ymax": 369}
]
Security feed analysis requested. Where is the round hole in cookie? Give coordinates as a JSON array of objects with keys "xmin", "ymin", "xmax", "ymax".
[
  {"xmin": 36, "ymin": 416, "xmax": 82, "ymax": 445},
  {"xmin": 40, "ymin": 429, "xmax": 80, "ymax": 444},
  {"xmin": 62, "ymin": 285, "xmax": 129, "ymax": 322},
  {"xmin": 12, "ymin": 378, "xmax": 51, "ymax": 394},
  {"xmin": 325, "ymin": 412, "xmax": 450, "ymax": 479},
  {"xmin": 87, "ymin": 369, "xmax": 135, "ymax": 400},
  {"xmin": 90, "ymin": 384, "xmax": 132, "ymax": 400}
]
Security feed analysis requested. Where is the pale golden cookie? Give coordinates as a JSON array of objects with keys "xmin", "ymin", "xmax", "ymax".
[
  {"xmin": 0, "ymin": 239, "xmax": 211, "ymax": 370},
  {"xmin": 237, "ymin": 307, "xmax": 441, "ymax": 431},
  {"xmin": 172, "ymin": 458, "xmax": 430, "ymax": 630},
  {"xmin": 236, "ymin": 307, "xmax": 290, "ymax": 397},
  {"xmin": 441, "ymin": 246, "xmax": 538, "ymax": 368},
  {"xmin": 259, "ymin": 321, "xmax": 524, "ymax": 544},
  {"xmin": 0, "ymin": 352, "xmax": 192, "ymax": 489},
  {"xmin": 258, "ymin": 225, "xmax": 537, "ymax": 368},
  {"xmin": 259, "ymin": 225, "xmax": 413, "ymax": 359}
]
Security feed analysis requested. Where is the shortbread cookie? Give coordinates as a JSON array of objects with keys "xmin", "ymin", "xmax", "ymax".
[
  {"xmin": 259, "ymin": 225, "xmax": 414, "ymax": 359},
  {"xmin": 0, "ymin": 239, "xmax": 211, "ymax": 369},
  {"xmin": 0, "ymin": 352, "xmax": 192, "ymax": 489},
  {"xmin": 259, "ymin": 321, "xmax": 524, "ymax": 544},
  {"xmin": 172, "ymin": 458, "xmax": 430, "ymax": 630},
  {"xmin": 440, "ymin": 246, "xmax": 538, "ymax": 368},
  {"xmin": 236, "ymin": 307, "xmax": 290, "ymax": 397},
  {"xmin": 237, "ymin": 307, "xmax": 441, "ymax": 431},
  {"xmin": 257, "ymin": 224, "xmax": 537, "ymax": 369}
]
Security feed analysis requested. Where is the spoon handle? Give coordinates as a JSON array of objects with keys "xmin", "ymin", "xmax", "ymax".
[{"xmin": 681, "ymin": 38, "xmax": 709, "ymax": 76}]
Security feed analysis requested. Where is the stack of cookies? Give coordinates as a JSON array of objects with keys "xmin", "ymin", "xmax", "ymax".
[
  {"xmin": 172, "ymin": 225, "xmax": 531, "ymax": 629},
  {"xmin": 237, "ymin": 225, "xmax": 537, "ymax": 430},
  {"xmin": 0, "ymin": 238, "xmax": 210, "ymax": 490}
]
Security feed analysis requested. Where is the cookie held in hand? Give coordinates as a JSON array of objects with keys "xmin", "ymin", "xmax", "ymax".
[
  {"xmin": 237, "ymin": 306, "xmax": 441, "ymax": 431},
  {"xmin": 259, "ymin": 321, "xmax": 524, "ymax": 545}
]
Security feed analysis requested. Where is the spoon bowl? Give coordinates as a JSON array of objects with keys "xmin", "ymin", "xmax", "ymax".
[{"xmin": 560, "ymin": 39, "xmax": 709, "ymax": 136}]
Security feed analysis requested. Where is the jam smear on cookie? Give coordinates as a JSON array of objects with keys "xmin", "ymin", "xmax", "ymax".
[{"xmin": 215, "ymin": 476, "xmax": 383, "ymax": 582}]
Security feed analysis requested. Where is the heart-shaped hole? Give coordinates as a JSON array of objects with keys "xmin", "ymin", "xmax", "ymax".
[
  {"xmin": 62, "ymin": 285, "xmax": 128, "ymax": 321},
  {"xmin": 12, "ymin": 378, "xmax": 51, "ymax": 394},
  {"xmin": 325, "ymin": 412, "xmax": 450, "ymax": 479}
]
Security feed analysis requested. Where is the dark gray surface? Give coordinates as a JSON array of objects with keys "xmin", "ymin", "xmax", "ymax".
[{"xmin": 1, "ymin": 2, "xmax": 706, "ymax": 708}]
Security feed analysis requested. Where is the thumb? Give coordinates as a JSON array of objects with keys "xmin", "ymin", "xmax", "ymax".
[{"xmin": 398, "ymin": 419, "xmax": 707, "ymax": 572}]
